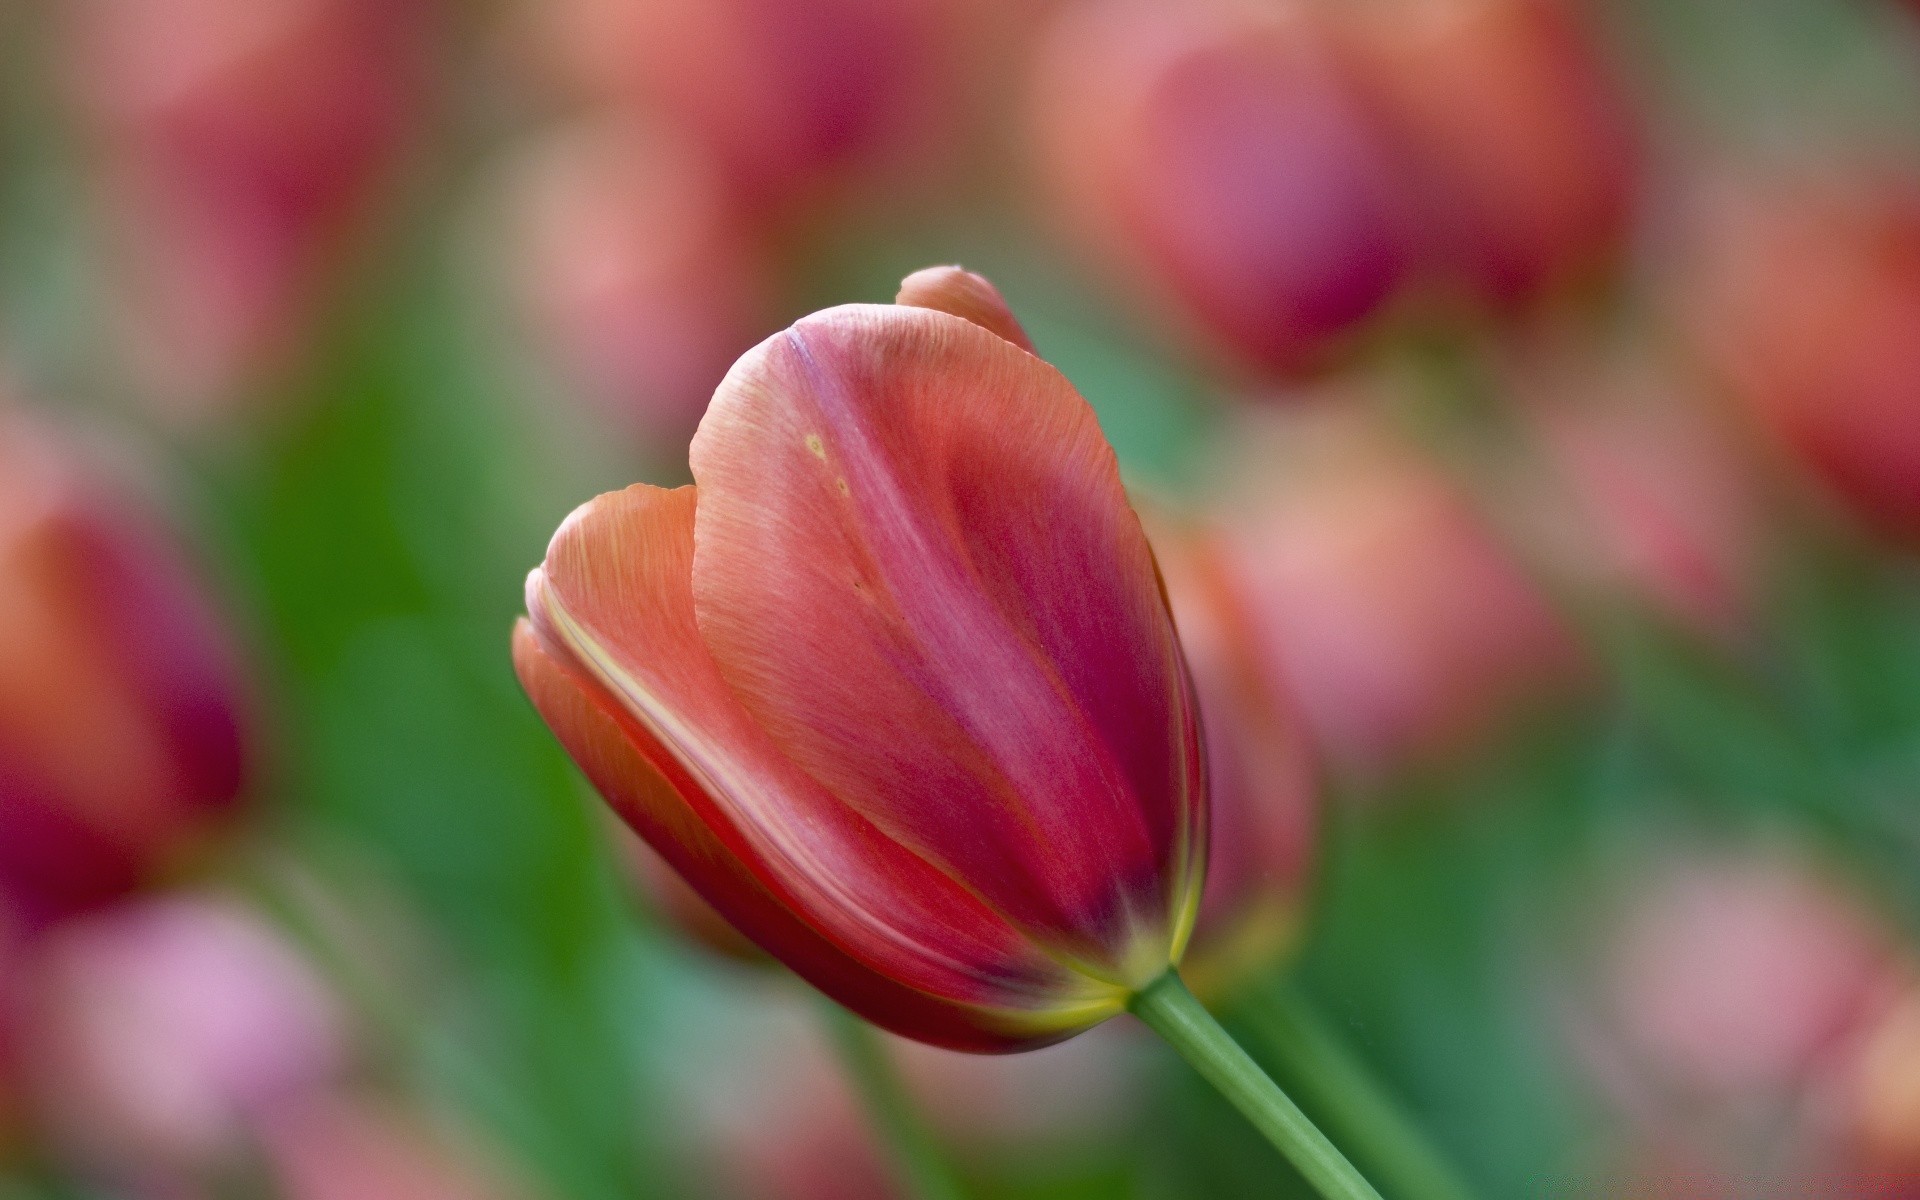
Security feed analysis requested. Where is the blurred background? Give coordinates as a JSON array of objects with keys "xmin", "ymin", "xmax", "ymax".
[{"xmin": 4, "ymin": 0, "xmax": 1920, "ymax": 1196}]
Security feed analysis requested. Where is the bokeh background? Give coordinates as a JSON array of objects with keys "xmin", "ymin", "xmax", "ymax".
[{"xmin": 5, "ymin": 0, "xmax": 1920, "ymax": 1196}]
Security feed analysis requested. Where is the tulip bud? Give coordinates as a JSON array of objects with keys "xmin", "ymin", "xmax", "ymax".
[
  {"xmin": 1141, "ymin": 507, "xmax": 1316, "ymax": 996},
  {"xmin": 61, "ymin": 0, "xmax": 424, "ymax": 416},
  {"xmin": 1344, "ymin": 0, "xmax": 1640, "ymax": 312},
  {"xmin": 19, "ymin": 893, "xmax": 346, "ymax": 1178},
  {"xmin": 515, "ymin": 266, "xmax": 1205, "ymax": 1050},
  {"xmin": 499, "ymin": 119, "xmax": 775, "ymax": 453},
  {"xmin": 1029, "ymin": 0, "xmax": 1417, "ymax": 378},
  {"xmin": 1676, "ymin": 177, "xmax": 1920, "ymax": 544},
  {"xmin": 1213, "ymin": 404, "xmax": 1577, "ymax": 775},
  {"xmin": 0, "ymin": 416, "xmax": 252, "ymax": 924}
]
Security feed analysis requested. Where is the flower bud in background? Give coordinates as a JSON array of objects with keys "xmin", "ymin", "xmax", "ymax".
[
  {"xmin": 1675, "ymin": 175, "xmax": 1920, "ymax": 545},
  {"xmin": 1503, "ymin": 350, "xmax": 1762, "ymax": 638},
  {"xmin": 1211, "ymin": 404, "xmax": 1578, "ymax": 777},
  {"xmin": 1586, "ymin": 849, "xmax": 1900, "ymax": 1104},
  {"xmin": 498, "ymin": 118, "xmax": 775, "ymax": 455},
  {"xmin": 18, "ymin": 893, "xmax": 346, "ymax": 1180},
  {"xmin": 60, "ymin": 0, "xmax": 425, "ymax": 418},
  {"xmin": 1344, "ymin": 0, "xmax": 1641, "ymax": 313},
  {"xmin": 0, "ymin": 415, "xmax": 253, "ymax": 925},
  {"xmin": 514, "ymin": 267, "xmax": 1205, "ymax": 1050},
  {"xmin": 1141, "ymin": 506, "xmax": 1317, "ymax": 997},
  {"xmin": 1029, "ymin": 0, "xmax": 1417, "ymax": 378},
  {"xmin": 258, "ymin": 1092, "xmax": 529, "ymax": 1200},
  {"xmin": 515, "ymin": 0, "xmax": 967, "ymax": 214},
  {"xmin": 1569, "ymin": 845, "xmax": 1911, "ymax": 1196}
]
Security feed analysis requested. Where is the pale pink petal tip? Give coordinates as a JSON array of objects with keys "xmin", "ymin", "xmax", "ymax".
[{"xmin": 895, "ymin": 266, "xmax": 1036, "ymax": 353}]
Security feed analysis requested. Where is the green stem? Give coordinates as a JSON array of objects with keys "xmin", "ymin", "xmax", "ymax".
[
  {"xmin": 1130, "ymin": 971, "xmax": 1383, "ymax": 1200},
  {"xmin": 1238, "ymin": 986, "xmax": 1478, "ymax": 1200},
  {"xmin": 817, "ymin": 999, "xmax": 968, "ymax": 1200}
]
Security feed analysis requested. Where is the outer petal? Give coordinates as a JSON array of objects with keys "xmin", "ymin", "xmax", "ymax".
[
  {"xmin": 687, "ymin": 305, "xmax": 1204, "ymax": 987},
  {"xmin": 519, "ymin": 484, "xmax": 1120, "ymax": 1048}
]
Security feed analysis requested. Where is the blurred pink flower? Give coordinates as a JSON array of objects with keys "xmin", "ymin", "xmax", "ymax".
[
  {"xmin": 1677, "ymin": 175, "xmax": 1920, "ymax": 544},
  {"xmin": 62, "ymin": 0, "xmax": 426, "ymax": 417},
  {"xmin": 1505, "ymin": 351, "xmax": 1762, "ymax": 637},
  {"xmin": 1029, "ymin": 0, "xmax": 1418, "ymax": 378},
  {"xmin": 259, "ymin": 1092, "xmax": 528, "ymax": 1200},
  {"xmin": 0, "ymin": 414, "xmax": 253, "ymax": 925},
  {"xmin": 500, "ymin": 119, "xmax": 774, "ymax": 453},
  {"xmin": 1575, "ymin": 847, "xmax": 1913, "ymax": 1196},
  {"xmin": 19, "ymin": 893, "xmax": 346, "ymax": 1176},
  {"xmin": 1586, "ymin": 849, "xmax": 1902, "ymax": 1106},
  {"xmin": 1344, "ymin": 0, "xmax": 1640, "ymax": 312},
  {"xmin": 517, "ymin": 0, "xmax": 968, "ymax": 213},
  {"xmin": 1212, "ymin": 405, "xmax": 1578, "ymax": 775}
]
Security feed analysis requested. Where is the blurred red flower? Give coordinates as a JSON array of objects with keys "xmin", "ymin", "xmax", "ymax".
[
  {"xmin": 499, "ymin": 118, "xmax": 774, "ymax": 454},
  {"xmin": 518, "ymin": 0, "xmax": 969, "ymax": 214},
  {"xmin": 1346, "ymin": 0, "xmax": 1640, "ymax": 312},
  {"xmin": 1503, "ymin": 349, "xmax": 1762, "ymax": 637},
  {"xmin": 62, "ymin": 0, "xmax": 427, "ymax": 417},
  {"xmin": 1677, "ymin": 176, "xmax": 1920, "ymax": 545},
  {"xmin": 0, "ymin": 416, "xmax": 253, "ymax": 925},
  {"xmin": 1030, "ymin": 0, "xmax": 1418, "ymax": 378},
  {"xmin": 1211, "ymin": 404, "xmax": 1579, "ymax": 776}
]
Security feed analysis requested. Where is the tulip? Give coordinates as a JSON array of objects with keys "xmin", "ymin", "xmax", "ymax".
[
  {"xmin": 60, "ymin": 0, "xmax": 423, "ymax": 416},
  {"xmin": 0, "ymin": 415, "xmax": 252, "ymax": 925},
  {"xmin": 516, "ymin": 267, "xmax": 1381, "ymax": 1198},
  {"xmin": 1344, "ymin": 0, "xmax": 1640, "ymax": 312},
  {"xmin": 1029, "ymin": 0, "xmax": 1418, "ymax": 378},
  {"xmin": 499, "ymin": 118, "xmax": 774, "ymax": 453},
  {"xmin": 1213, "ymin": 404, "xmax": 1578, "ymax": 776},
  {"xmin": 18, "ymin": 893, "xmax": 346, "ymax": 1178},
  {"xmin": 515, "ymin": 264, "xmax": 1204, "ymax": 1050},
  {"xmin": 1677, "ymin": 177, "xmax": 1920, "ymax": 543}
]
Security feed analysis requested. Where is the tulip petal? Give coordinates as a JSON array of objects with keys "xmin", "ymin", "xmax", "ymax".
[
  {"xmin": 895, "ymin": 266, "xmax": 1036, "ymax": 353},
  {"xmin": 519, "ymin": 485, "xmax": 1121, "ymax": 1043},
  {"xmin": 688, "ymin": 305, "xmax": 1203, "ymax": 985}
]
